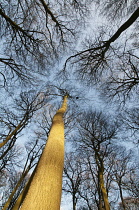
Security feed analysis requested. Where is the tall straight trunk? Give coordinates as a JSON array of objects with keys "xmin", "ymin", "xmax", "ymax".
[
  {"xmin": 20, "ymin": 96, "xmax": 68, "ymax": 210},
  {"xmin": 73, "ymin": 194, "xmax": 76, "ymax": 210},
  {"xmin": 99, "ymin": 169, "xmax": 110, "ymax": 210},
  {"xmin": 98, "ymin": 201, "xmax": 104, "ymax": 210},
  {"xmin": 95, "ymin": 152, "xmax": 110, "ymax": 210},
  {"xmin": 119, "ymin": 181, "xmax": 126, "ymax": 210},
  {"xmin": 98, "ymin": 182, "xmax": 104, "ymax": 210}
]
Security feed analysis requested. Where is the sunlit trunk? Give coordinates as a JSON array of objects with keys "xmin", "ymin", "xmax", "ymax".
[
  {"xmin": 20, "ymin": 96, "xmax": 68, "ymax": 210},
  {"xmin": 95, "ymin": 151, "xmax": 110, "ymax": 210},
  {"xmin": 98, "ymin": 181, "xmax": 104, "ymax": 210},
  {"xmin": 99, "ymin": 169, "xmax": 110, "ymax": 210}
]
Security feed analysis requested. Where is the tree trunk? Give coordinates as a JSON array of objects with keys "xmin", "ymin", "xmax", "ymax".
[
  {"xmin": 109, "ymin": 7, "xmax": 139, "ymax": 43},
  {"xmin": 0, "ymin": 113, "xmax": 29, "ymax": 149},
  {"xmin": 99, "ymin": 169, "xmax": 110, "ymax": 210},
  {"xmin": 20, "ymin": 96, "xmax": 68, "ymax": 210},
  {"xmin": 73, "ymin": 194, "xmax": 76, "ymax": 210},
  {"xmin": 119, "ymin": 181, "xmax": 126, "ymax": 210},
  {"xmin": 98, "ymin": 186, "xmax": 104, "ymax": 210},
  {"xmin": 2, "ymin": 166, "xmax": 30, "ymax": 210},
  {"xmin": 0, "ymin": 123, "xmax": 22, "ymax": 149},
  {"xmin": 12, "ymin": 177, "xmax": 31, "ymax": 210}
]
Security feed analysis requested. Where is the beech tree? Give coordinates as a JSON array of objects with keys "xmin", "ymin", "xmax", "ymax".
[
  {"xmin": 0, "ymin": 145, "xmax": 23, "ymax": 208},
  {"xmin": 63, "ymin": 111, "xmax": 119, "ymax": 210},
  {"xmin": 0, "ymin": 90, "xmax": 45, "ymax": 161},
  {"xmin": 64, "ymin": 4, "xmax": 139, "ymax": 103},
  {"xmin": 17, "ymin": 95, "xmax": 68, "ymax": 209},
  {"xmin": 64, "ymin": 6, "xmax": 139, "ymax": 71},
  {"xmin": 0, "ymin": 0, "xmax": 91, "ymax": 88},
  {"xmin": 77, "ymin": 111, "xmax": 119, "ymax": 210},
  {"xmin": 1, "ymin": 171, "xmax": 29, "ymax": 210},
  {"xmin": 1, "ymin": 136, "xmax": 44, "ymax": 210},
  {"xmin": 1, "ymin": 1, "xmax": 138, "ymax": 209},
  {"xmin": 63, "ymin": 152, "xmax": 83, "ymax": 210},
  {"xmin": 63, "ymin": 135, "xmax": 138, "ymax": 209},
  {"xmin": 109, "ymin": 149, "xmax": 133, "ymax": 210}
]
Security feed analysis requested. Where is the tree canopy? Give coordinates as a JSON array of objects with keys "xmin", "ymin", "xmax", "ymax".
[{"xmin": 0, "ymin": 1, "xmax": 139, "ymax": 209}]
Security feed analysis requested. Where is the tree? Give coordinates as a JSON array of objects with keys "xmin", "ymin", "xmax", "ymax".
[
  {"xmin": 0, "ymin": 146, "xmax": 23, "ymax": 208},
  {"xmin": 0, "ymin": 0, "xmax": 91, "ymax": 88},
  {"xmin": 19, "ymin": 95, "xmax": 68, "ymax": 209},
  {"xmin": 95, "ymin": 0, "xmax": 138, "ymax": 19},
  {"xmin": 1, "ymin": 170, "xmax": 30, "ymax": 210},
  {"xmin": 78, "ymin": 111, "xmax": 119, "ymax": 210},
  {"xmin": 78, "ymin": 152, "xmax": 104, "ymax": 210},
  {"xmin": 63, "ymin": 152, "xmax": 83, "ymax": 210},
  {"xmin": 127, "ymin": 176, "xmax": 139, "ymax": 199},
  {"xmin": 122, "ymin": 159, "xmax": 139, "ymax": 200},
  {"xmin": 1, "ymin": 136, "xmax": 43, "ymax": 210},
  {"xmin": 64, "ymin": 5, "xmax": 139, "ymax": 103},
  {"xmin": 1, "ymin": 1, "xmax": 138, "ymax": 209},
  {"xmin": 0, "ymin": 143, "xmax": 23, "ymax": 174},
  {"xmin": 118, "ymin": 197, "xmax": 139, "ymax": 210},
  {"xmin": 0, "ymin": 90, "xmax": 45, "ymax": 161},
  {"xmin": 64, "ymin": 6, "xmax": 139, "ymax": 71},
  {"xmin": 109, "ymin": 149, "xmax": 133, "ymax": 210},
  {"xmin": 64, "ymin": 111, "xmax": 119, "ymax": 210},
  {"xmin": 63, "ymin": 135, "xmax": 138, "ymax": 209}
]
